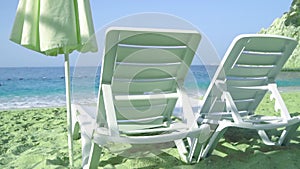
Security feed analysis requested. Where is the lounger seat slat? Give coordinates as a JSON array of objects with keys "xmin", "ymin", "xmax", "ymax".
[
  {"xmin": 117, "ymin": 115, "xmax": 165, "ymax": 124},
  {"xmin": 113, "ymin": 77, "xmax": 176, "ymax": 82},
  {"xmin": 114, "ymin": 93, "xmax": 179, "ymax": 101},
  {"xmin": 228, "ymin": 67, "xmax": 273, "ymax": 77},
  {"xmin": 242, "ymin": 50, "xmax": 283, "ymax": 56},
  {"xmin": 237, "ymin": 52, "xmax": 280, "ymax": 65},
  {"xmin": 112, "ymin": 78, "xmax": 177, "ymax": 94},
  {"xmin": 116, "ymin": 47, "xmax": 186, "ymax": 63},
  {"xmin": 118, "ymin": 43, "xmax": 187, "ymax": 49},
  {"xmin": 234, "ymin": 64, "xmax": 276, "ymax": 69},
  {"xmin": 227, "ymin": 77, "xmax": 268, "ymax": 86},
  {"xmin": 118, "ymin": 30, "xmax": 191, "ymax": 46},
  {"xmin": 116, "ymin": 61, "xmax": 182, "ymax": 66},
  {"xmin": 114, "ymin": 98, "xmax": 169, "ymax": 107},
  {"xmin": 113, "ymin": 63, "xmax": 181, "ymax": 79}
]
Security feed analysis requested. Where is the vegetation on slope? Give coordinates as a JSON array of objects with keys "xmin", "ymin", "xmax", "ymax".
[{"xmin": 260, "ymin": 0, "xmax": 300, "ymax": 70}]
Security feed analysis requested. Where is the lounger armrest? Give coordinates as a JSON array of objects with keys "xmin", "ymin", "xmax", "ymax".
[
  {"xmin": 222, "ymin": 91, "xmax": 244, "ymax": 123},
  {"xmin": 215, "ymin": 79, "xmax": 227, "ymax": 91},
  {"xmin": 102, "ymin": 84, "xmax": 120, "ymax": 136},
  {"xmin": 215, "ymin": 80, "xmax": 245, "ymax": 123},
  {"xmin": 268, "ymin": 83, "xmax": 291, "ymax": 120},
  {"xmin": 71, "ymin": 104, "xmax": 97, "ymax": 138},
  {"xmin": 178, "ymin": 86, "xmax": 198, "ymax": 128}
]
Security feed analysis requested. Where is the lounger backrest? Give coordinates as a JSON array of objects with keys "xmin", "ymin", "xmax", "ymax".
[
  {"xmin": 201, "ymin": 34, "xmax": 297, "ymax": 117},
  {"xmin": 98, "ymin": 27, "xmax": 201, "ymax": 127}
]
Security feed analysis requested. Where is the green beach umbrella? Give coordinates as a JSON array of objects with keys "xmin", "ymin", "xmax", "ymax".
[{"xmin": 10, "ymin": 0, "xmax": 98, "ymax": 167}]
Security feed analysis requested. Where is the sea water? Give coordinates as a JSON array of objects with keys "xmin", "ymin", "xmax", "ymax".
[
  {"xmin": 0, "ymin": 66, "xmax": 299, "ymax": 110},
  {"xmin": 0, "ymin": 67, "xmax": 66, "ymax": 109}
]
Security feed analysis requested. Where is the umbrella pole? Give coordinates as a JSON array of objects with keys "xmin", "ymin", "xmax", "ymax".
[{"xmin": 64, "ymin": 53, "xmax": 74, "ymax": 168}]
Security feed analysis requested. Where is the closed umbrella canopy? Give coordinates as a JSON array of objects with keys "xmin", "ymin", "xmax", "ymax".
[
  {"xmin": 10, "ymin": 0, "xmax": 97, "ymax": 55},
  {"xmin": 10, "ymin": 0, "xmax": 98, "ymax": 167}
]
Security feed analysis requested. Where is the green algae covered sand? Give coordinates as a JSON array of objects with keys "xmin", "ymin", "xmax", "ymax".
[
  {"xmin": 0, "ymin": 92, "xmax": 299, "ymax": 168},
  {"xmin": 0, "ymin": 108, "xmax": 82, "ymax": 168}
]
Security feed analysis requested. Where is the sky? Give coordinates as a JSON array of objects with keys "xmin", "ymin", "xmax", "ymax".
[{"xmin": 0, "ymin": 0, "xmax": 293, "ymax": 67}]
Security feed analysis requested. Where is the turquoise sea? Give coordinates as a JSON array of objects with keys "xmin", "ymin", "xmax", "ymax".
[{"xmin": 0, "ymin": 66, "xmax": 300, "ymax": 110}]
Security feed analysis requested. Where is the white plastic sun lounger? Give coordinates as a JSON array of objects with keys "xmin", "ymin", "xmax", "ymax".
[
  {"xmin": 72, "ymin": 27, "xmax": 211, "ymax": 168},
  {"xmin": 195, "ymin": 34, "xmax": 299, "ymax": 160}
]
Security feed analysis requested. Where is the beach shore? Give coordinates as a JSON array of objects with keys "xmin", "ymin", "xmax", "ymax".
[{"xmin": 0, "ymin": 91, "xmax": 299, "ymax": 168}]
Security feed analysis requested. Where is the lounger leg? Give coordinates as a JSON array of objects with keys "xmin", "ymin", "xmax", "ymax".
[
  {"xmin": 189, "ymin": 124, "xmax": 211, "ymax": 163},
  {"xmin": 71, "ymin": 105, "xmax": 80, "ymax": 140},
  {"xmin": 257, "ymin": 130, "xmax": 276, "ymax": 145},
  {"xmin": 72, "ymin": 122, "xmax": 80, "ymax": 140},
  {"xmin": 81, "ymin": 131, "xmax": 102, "ymax": 169},
  {"xmin": 280, "ymin": 123, "xmax": 300, "ymax": 146},
  {"xmin": 201, "ymin": 125, "xmax": 228, "ymax": 158},
  {"xmin": 187, "ymin": 137, "xmax": 205, "ymax": 163},
  {"xmin": 81, "ymin": 133, "xmax": 102, "ymax": 169},
  {"xmin": 174, "ymin": 139, "xmax": 188, "ymax": 163},
  {"xmin": 258, "ymin": 122, "xmax": 300, "ymax": 146},
  {"xmin": 175, "ymin": 138, "xmax": 203, "ymax": 163},
  {"xmin": 81, "ymin": 132, "xmax": 92, "ymax": 168},
  {"xmin": 86, "ymin": 143, "xmax": 102, "ymax": 169}
]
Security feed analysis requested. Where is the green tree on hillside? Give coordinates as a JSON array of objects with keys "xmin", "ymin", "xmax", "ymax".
[
  {"xmin": 260, "ymin": 0, "xmax": 300, "ymax": 70},
  {"xmin": 285, "ymin": 0, "xmax": 300, "ymax": 26}
]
